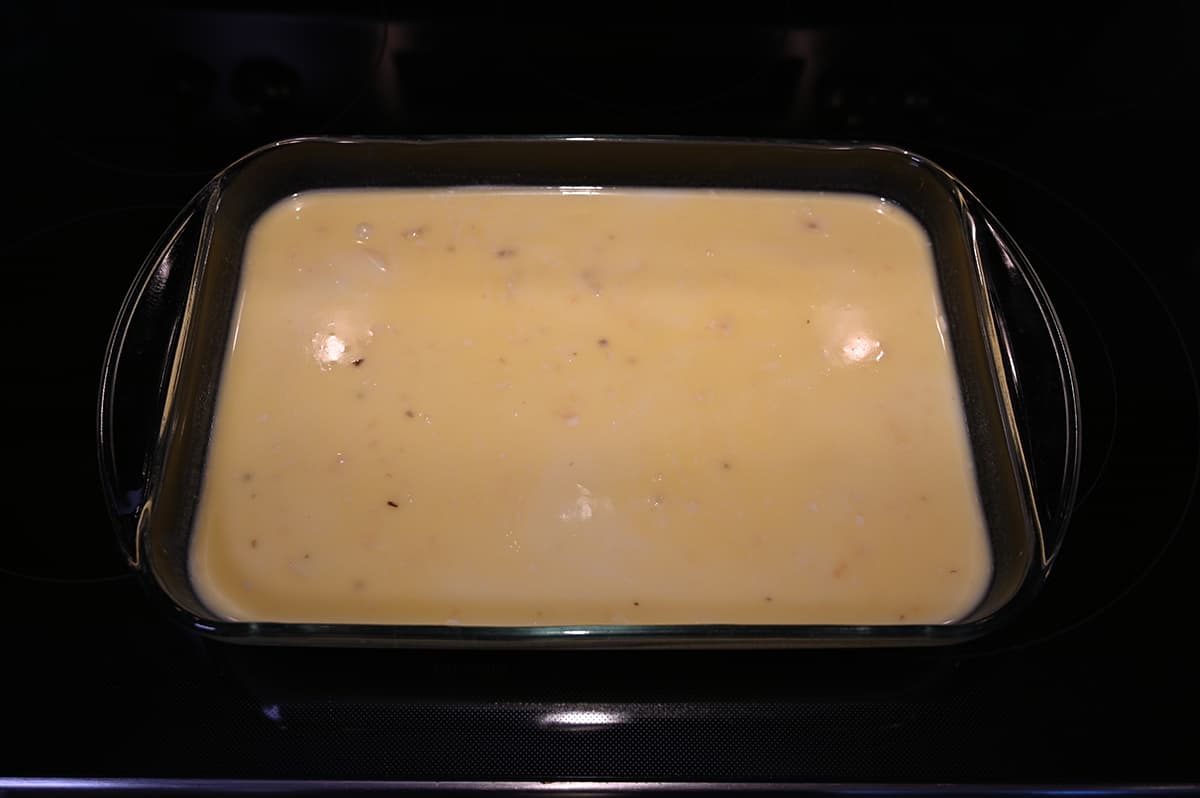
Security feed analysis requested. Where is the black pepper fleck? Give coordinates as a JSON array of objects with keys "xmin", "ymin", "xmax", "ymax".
[
  {"xmin": 721, "ymin": 461, "xmax": 732, "ymax": 470},
  {"xmin": 496, "ymin": 248, "xmax": 516, "ymax": 258},
  {"xmin": 633, "ymin": 601, "xmax": 640, "ymax": 606},
  {"xmin": 249, "ymin": 539, "xmax": 259, "ymax": 549},
  {"xmin": 405, "ymin": 410, "xmax": 415, "ymax": 418},
  {"xmin": 387, "ymin": 500, "xmax": 399, "ymax": 508},
  {"xmin": 764, "ymin": 595, "xmax": 773, "ymax": 602},
  {"xmin": 597, "ymin": 338, "xmax": 608, "ymax": 347}
]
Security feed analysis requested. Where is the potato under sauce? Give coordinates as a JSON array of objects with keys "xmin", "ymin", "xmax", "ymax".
[{"xmin": 189, "ymin": 188, "xmax": 992, "ymax": 626}]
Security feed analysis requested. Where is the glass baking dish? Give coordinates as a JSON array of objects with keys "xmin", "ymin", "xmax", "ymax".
[{"xmin": 98, "ymin": 136, "xmax": 1080, "ymax": 648}]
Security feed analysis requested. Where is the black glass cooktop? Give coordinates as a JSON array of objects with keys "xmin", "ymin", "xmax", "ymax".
[{"xmin": 2, "ymin": 6, "xmax": 1197, "ymax": 794}]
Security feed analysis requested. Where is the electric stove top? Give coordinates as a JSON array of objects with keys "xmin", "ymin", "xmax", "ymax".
[{"xmin": 1, "ymin": 7, "xmax": 1197, "ymax": 794}]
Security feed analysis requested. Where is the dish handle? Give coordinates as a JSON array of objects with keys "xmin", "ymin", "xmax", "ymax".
[
  {"xmin": 969, "ymin": 196, "xmax": 1082, "ymax": 574},
  {"xmin": 97, "ymin": 191, "xmax": 211, "ymax": 569}
]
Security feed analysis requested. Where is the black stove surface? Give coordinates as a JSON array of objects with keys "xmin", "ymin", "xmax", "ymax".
[{"xmin": 2, "ymin": 6, "xmax": 1198, "ymax": 793}]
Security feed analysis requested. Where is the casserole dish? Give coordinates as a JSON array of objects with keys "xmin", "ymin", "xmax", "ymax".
[{"xmin": 98, "ymin": 136, "xmax": 1079, "ymax": 647}]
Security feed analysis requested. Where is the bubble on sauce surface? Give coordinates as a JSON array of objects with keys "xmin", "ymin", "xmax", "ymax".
[{"xmin": 505, "ymin": 529, "xmax": 521, "ymax": 553}]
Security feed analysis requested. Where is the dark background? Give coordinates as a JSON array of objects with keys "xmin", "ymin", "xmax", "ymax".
[{"xmin": 1, "ymin": 4, "xmax": 1198, "ymax": 793}]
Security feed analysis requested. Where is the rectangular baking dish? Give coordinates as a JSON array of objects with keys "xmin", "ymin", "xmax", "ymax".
[{"xmin": 98, "ymin": 136, "xmax": 1079, "ymax": 647}]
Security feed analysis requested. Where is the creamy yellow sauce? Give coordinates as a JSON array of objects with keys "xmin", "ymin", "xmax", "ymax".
[{"xmin": 189, "ymin": 188, "xmax": 992, "ymax": 626}]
